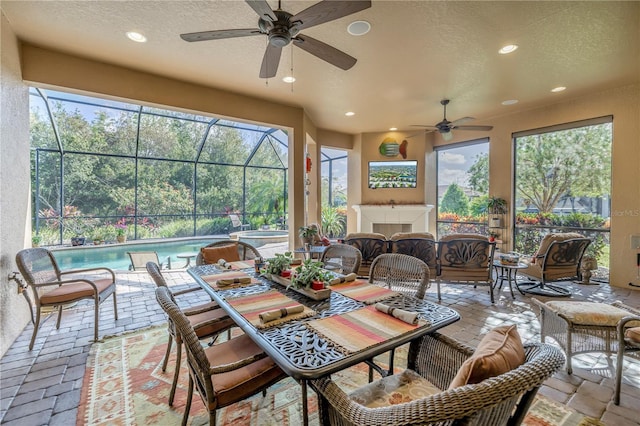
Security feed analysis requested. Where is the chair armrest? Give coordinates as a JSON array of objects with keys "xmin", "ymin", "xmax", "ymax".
[
  {"xmin": 209, "ymin": 352, "xmax": 267, "ymax": 374},
  {"xmin": 32, "ymin": 278, "xmax": 100, "ymax": 293},
  {"xmin": 172, "ymin": 286, "xmax": 203, "ymax": 297},
  {"xmin": 60, "ymin": 267, "xmax": 115, "ymax": 281}
]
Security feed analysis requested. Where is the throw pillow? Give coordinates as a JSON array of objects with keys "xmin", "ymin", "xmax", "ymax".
[
  {"xmin": 200, "ymin": 244, "xmax": 241, "ymax": 264},
  {"xmin": 448, "ymin": 324, "xmax": 525, "ymax": 389},
  {"xmin": 626, "ymin": 327, "xmax": 640, "ymax": 344}
]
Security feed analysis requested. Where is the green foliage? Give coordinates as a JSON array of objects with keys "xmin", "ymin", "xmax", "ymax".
[
  {"xmin": 440, "ymin": 183, "xmax": 470, "ymax": 216},
  {"xmin": 467, "ymin": 152, "xmax": 489, "ymax": 194},
  {"xmin": 264, "ymin": 252, "xmax": 293, "ymax": 275},
  {"xmin": 321, "ymin": 206, "xmax": 346, "ymax": 238},
  {"xmin": 487, "ymin": 197, "xmax": 508, "ymax": 214},
  {"xmin": 515, "ymin": 123, "xmax": 611, "ymax": 213},
  {"xmin": 469, "ymin": 195, "xmax": 489, "ymax": 216},
  {"xmin": 291, "ymin": 259, "xmax": 332, "ymax": 289},
  {"xmin": 298, "ymin": 225, "xmax": 319, "ymax": 239}
]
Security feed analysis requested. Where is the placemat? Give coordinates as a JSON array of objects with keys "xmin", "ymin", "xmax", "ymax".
[
  {"xmin": 200, "ymin": 270, "xmax": 259, "ymax": 290},
  {"xmin": 307, "ymin": 305, "xmax": 421, "ymax": 353},
  {"xmin": 330, "ymin": 279, "xmax": 398, "ymax": 304},
  {"xmin": 227, "ymin": 290, "xmax": 316, "ymax": 329},
  {"xmin": 216, "ymin": 259, "xmax": 256, "ymax": 270}
]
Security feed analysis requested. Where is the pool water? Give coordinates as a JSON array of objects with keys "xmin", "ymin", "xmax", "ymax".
[{"xmin": 51, "ymin": 238, "xmax": 220, "ymax": 271}]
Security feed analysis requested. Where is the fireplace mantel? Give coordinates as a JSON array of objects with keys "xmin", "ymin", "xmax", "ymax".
[{"xmin": 352, "ymin": 204, "xmax": 434, "ymax": 234}]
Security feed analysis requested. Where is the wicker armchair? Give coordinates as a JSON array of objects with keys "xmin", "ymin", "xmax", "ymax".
[
  {"xmin": 343, "ymin": 232, "xmax": 388, "ymax": 277},
  {"xmin": 195, "ymin": 240, "xmax": 261, "ymax": 266},
  {"xmin": 155, "ymin": 286, "xmax": 287, "ymax": 426},
  {"xmin": 310, "ymin": 332, "xmax": 565, "ymax": 426},
  {"xmin": 320, "ymin": 243, "xmax": 362, "ymax": 275},
  {"xmin": 369, "ymin": 253, "xmax": 430, "ymax": 300},
  {"xmin": 147, "ymin": 262, "xmax": 234, "ymax": 406},
  {"xmin": 615, "ymin": 309, "xmax": 640, "ymax": 404},
  {"xmin": 436, "ymin": 234, "xmax": 496, "ymax": 303},
  {"xmin": 15, "ymin": 247, "xmax": 118, "ymax": 350},
  {"xmin": 388, "ymin": 232, "xmax": 437, "ymax": 270},
  {"xmin": 519, "ymin": 234, "xmax": 591, "ymax": 297}
]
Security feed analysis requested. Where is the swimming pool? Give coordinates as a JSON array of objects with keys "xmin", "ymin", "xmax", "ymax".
[{"xmin": 51, "ymin": 237, "xmax": 222, "ymax": 271}]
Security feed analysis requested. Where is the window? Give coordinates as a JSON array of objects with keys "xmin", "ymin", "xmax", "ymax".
[
  {"xmin": 320, "ymin": 147, "xmax": 348, "ymax": 238},
  {"xmin": 514, "ymin": 117, "xmax": 611, "ymax": 282},
  {"xmin": 436, "ymin": 139, "xmax": 490, "ymax": 237}
]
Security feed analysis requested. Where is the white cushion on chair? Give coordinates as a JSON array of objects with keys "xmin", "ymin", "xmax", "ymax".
[{"xmin": 349, "ymin": 369, "xmax": 440, "ymax": 408}]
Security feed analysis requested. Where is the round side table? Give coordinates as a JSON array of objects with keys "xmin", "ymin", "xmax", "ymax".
[{"xmin": 493, "ymin": 260, "xmax": 528, "ymax": 299}]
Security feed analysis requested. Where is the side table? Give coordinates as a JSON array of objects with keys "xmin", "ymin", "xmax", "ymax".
[
  {"xmin": 493, "ymin": 260, "xmax": 528, "ymax": 299},
  {"xmin": 176, "ymin": 252, "xmax": 197, "ymax": 268}
]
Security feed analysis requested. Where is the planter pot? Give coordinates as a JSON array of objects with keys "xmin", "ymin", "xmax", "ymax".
[
  {"xmin": 280, "ymin": 270, "xmax": 292, "ymax": 278},
  {"xmin": 116, "ymin": 235, "xmax": 126, "ymax": 243},
  {"xmin": 268, "ymin": 274, "xmax": 331, "ymax": 301},
  {"xmin": 71, "ymin": 237, "xmax": 86, "ymax": 246},
  {"xmin": 489, "ymin": 217, "xmax": 502, "ymax": 228},
  {"xmin": 311, "ymin": 280, "xmax": 325, "ymax": 291}
]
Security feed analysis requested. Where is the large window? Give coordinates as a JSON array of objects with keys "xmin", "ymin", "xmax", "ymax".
[
  {"xmin": 436, "ymin": 139, "xmax": 490, "ymax": 237},
  {"xmin": 30, "ymin": 88, "xmax": 288, "ymax": 245},
  {"xmin": 514, "ymin": 117, "xmax": 611, "ymax": 282},
  {"xmin": 320, "ymin": 147, "xmax": 348, "ymax": 238}
]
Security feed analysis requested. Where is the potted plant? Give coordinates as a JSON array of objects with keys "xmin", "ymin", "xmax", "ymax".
[
  {"xmin": 31, "ymin": 234, "xmax": 42, "ymax": 247},
  {"xmin": 487, "ymin": 197, "xmax": 508, "ymax": 215},
  {"xmin": 114, "ymin": 222, "xmax": 127, "ymax": 243},
  {"xmin": 298, "ymin": 225, "xmax": 319, "ymax": 247},
  {"xmin": 488, "ymin": 231, "xmax": 500, "ymax": 243},
  {"xmin": 92, "ymin": 231, "xmax": 105, "ymax": 245},
  {"xmin": 264, "ymin": 252, "xmax": 293, "ymax": 276},
  {"xmin": 291, "ymin": 258, "xmax": 332, "ymax": 290}
]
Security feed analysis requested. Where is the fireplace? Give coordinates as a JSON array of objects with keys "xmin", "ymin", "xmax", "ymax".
[{"xmin": 352, "ymin": 204, "xmax": 434, "ymax": 237}]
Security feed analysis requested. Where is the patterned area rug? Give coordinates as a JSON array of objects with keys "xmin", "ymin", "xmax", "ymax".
[{"xmin": 78, "ymin": 326, "xmax": 602, "ymax": 425}]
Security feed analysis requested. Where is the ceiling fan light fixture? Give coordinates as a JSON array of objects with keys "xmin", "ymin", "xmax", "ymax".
[
  {"xmin": 501, "ymin": 99, "xmax": 518, "ymax": 105},
  {"xmin": 347, "ymin": 20, "xmax": 371, "ymax": 36},
  {"xmin": 126, "ymin": 31, "xmax": 147, "ymax": 43},
  {"xmin": 498, "ymin": 44, "xmax": 518, "ymax": 54},
  {"xmin": 551, "ymin": 86, "xmax": 566, "ymax": 92}
]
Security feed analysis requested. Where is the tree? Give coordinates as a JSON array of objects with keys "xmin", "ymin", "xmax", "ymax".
[
  {"xmin": 467, "ymin": 152, "xmax": 489, "ymax": 194},
  {"xmin": 440, "ymin": 183, "xmax": 470, "ymax": 216},
  {"xmin": 515, "ymin": 124, "xmax": 611, "ymax": 213}
]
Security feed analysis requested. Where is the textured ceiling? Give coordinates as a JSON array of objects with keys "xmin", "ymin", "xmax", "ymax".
[{"xmin": 2, "ymin": 1, "xmax": 639, "ymax": 134}]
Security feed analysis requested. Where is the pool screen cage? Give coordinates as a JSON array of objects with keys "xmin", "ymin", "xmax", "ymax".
[{"xmin": 29, "ymin": 87, "xmax": 291, "ymax": 245}]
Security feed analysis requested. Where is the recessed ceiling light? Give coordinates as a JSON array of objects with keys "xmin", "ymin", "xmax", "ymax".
[
  {"xmin": 345, "ymin": 111, "xmax": 355, "ymax": 117},
  {"xmin": 126, "ymin": 31, "xmax": 147, "ymax": 43},
  {"xmin": 501, "ymin": 99, "xmax": 518, "ymax": 105},
  {"xmin": 347, "ymin": 20, "xmax": 371, "ymax": 36},
  {"xmin": 551, "ymin": 86, "xmax": 566, "ymax": 92},
  {"xmin": 389, "ymin": 127, "xmax": 398, "ymax": 131},
  {"xmin": 498, "ymin": 44, "xmax": 518, "ymax": 54},
  {"xmin": 282, "ymin": 76, "xmax": 296, "ymax": 83}
]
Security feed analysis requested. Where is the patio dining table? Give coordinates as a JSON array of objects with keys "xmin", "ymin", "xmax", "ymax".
[{"xmin": 188, "ymin": 264, "xmax": 460, "ymax": 426}]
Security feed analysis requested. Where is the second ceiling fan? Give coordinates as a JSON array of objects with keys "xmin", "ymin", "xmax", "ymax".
[
  {"xmin": 180, "ymin": 0, "xmax": 371, "ymax": 79},
  {"xmin": 413, "ymin": 99, "xmax": 493, "ymax": 141}
]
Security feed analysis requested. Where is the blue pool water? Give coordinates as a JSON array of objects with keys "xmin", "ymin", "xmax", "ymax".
[{"xmin": 51, "ymin": 238, "xmax": 221, "ymax": 271}]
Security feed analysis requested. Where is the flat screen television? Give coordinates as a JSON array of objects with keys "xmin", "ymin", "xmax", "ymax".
[{"xmin": 368, "ymin": 160, "xmax": 418, "ymax": 189}]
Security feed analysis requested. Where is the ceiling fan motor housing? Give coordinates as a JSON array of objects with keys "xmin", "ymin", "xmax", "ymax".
[{"xmin": 259, "ymin": 10, "xmax": 298, "ymax": 48}]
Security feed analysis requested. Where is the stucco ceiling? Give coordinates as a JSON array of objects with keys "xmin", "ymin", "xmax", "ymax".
[{"xmin": 2, "ymin": 1, "xmax": 639, "ymax": 134}]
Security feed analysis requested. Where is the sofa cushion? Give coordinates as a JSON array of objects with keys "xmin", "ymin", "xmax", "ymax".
[
  {"xmin": 349, "ymin": 369, "xmax": 440, "ymax": 408},
  {"xmin": 448, "ymin": 324, "xmax": 525, "ymax": 389},
  {"xmin": 626, "ymin": 327, "xmax": 640, "ymax": 344},
  {"xmin": 531, "ymin": 232, "xmax": 584, "ymax": 263},
  {"xmin": 389, "ymin": 232, "xmax": 435, "ymax": 241},
  {"xmin": 200, "ymin": 244, "xmax": 241, "ymax": 264}
]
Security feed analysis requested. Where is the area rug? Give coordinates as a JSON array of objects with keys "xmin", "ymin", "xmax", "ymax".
[{"xmin": 78, "ymin": 326, "xmax": 602, "ymax": 426}]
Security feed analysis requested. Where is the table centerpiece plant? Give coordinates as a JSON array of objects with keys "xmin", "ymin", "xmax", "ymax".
[
  {"xmin": 263, "ymin": 252, "xmax": 293, "ymax": 276},
  {"xmin": 290, "ymin": 258, "xmax": 333, "ymax": 290}
]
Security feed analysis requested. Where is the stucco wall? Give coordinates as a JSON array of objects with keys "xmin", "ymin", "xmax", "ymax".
[{"xmin": 1, "ymin": 12, "xmax": 32, "ymax": 357}]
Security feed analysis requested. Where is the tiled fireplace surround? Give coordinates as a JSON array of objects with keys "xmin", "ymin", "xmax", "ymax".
[{"xmin": 352, "ymin": 204, "xmax": 434, "ymax": 237}]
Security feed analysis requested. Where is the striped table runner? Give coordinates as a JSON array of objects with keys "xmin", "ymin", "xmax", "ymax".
[
  {"xmin": 227, "ymin": 290, "xmax": 316, "ymax": 329},
  {"xmin": 307, "ymin": 306, "xmax": 421, "ymax": 353},
  {"xmin": 200, "ymin": 270, "xmax": 259, "ymax": 290},
  {"xmin": 330, "ymin": 279, "xmax": 398, "ymax": 304}
]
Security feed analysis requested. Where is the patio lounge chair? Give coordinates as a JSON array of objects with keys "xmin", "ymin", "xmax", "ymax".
[{"xmin": 127, "ymin": 251, "xmax": 171, "ymax": 271}]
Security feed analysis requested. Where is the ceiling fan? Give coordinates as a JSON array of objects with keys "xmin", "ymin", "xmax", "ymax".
[
  {"xmin": 180, "ymin": 0, "xmax": 371, "ymax": 79},
  {"xmin": 412, "ymin": 99, "xmax": 493, "ymax": 141}
]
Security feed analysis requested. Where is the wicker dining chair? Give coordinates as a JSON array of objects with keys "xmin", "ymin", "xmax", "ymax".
[
  {"xmin": 147, "ymin": 262, "xmax": 235, "ymax": 406},
  {"xmin": 369, "ymin": 253, "xmax": 430, "ymax": 300},
  {"xmin": 196, "ymin": 240, "xmax": 261, "ymax": 266},
  {"xmin": 320, "ymin": 243, "xmax": 362, "ymax": 275},
  {"xmin": 155, "ymin": 286, "xmax": 287, "ymax": 426},
  {"xmin": 15, "ymin": 247, "xmax": 118, "ymax": 350},
  {"xmin": 310, "ymin": 331, "xmax": 565, "ymax": 426},
  {"xmin": 615, "ymin": 309, "xmax": 640, "ymax": 405}
]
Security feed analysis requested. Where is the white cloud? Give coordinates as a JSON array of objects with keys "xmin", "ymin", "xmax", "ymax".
[
  {"xmin": 439, "ymin": 169, "xmax": 468, "ymax": 186},
  {"xmin": 440, "ymin": 152, "xmax": 466, "ymax": 165}
]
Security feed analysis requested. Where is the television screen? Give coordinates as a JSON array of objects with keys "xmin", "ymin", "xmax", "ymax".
[{"xmin": 368, "ymin": 160, "xmax": 418, "ymax": 189}]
